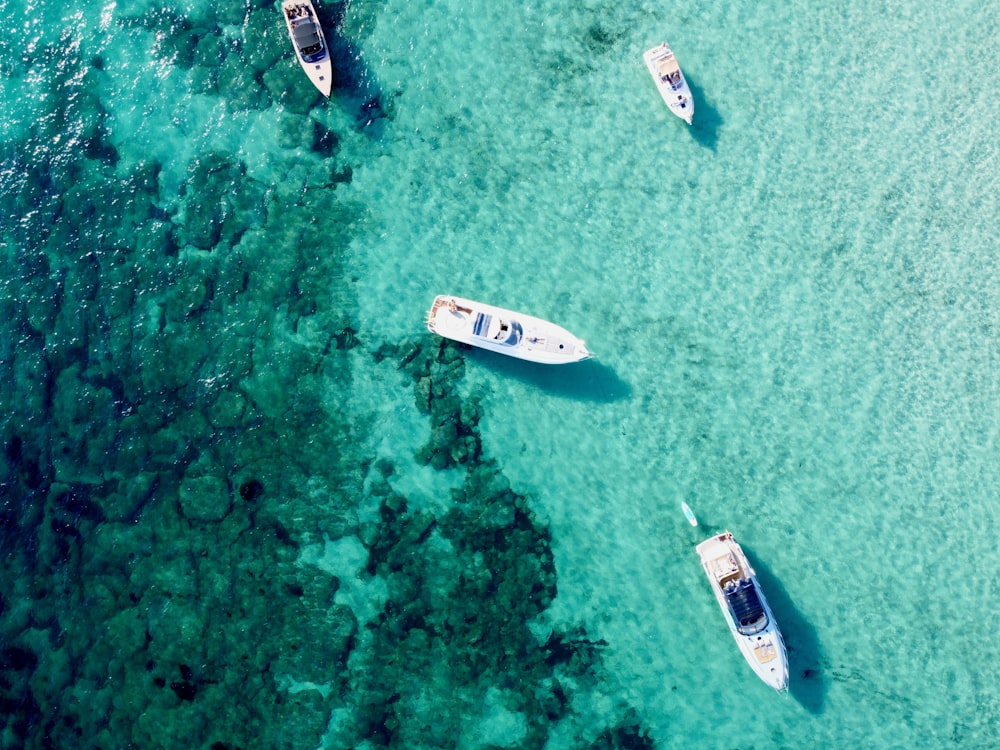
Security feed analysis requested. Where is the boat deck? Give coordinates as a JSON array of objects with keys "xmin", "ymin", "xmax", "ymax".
[
  {"xmin": 427, "ymin": 295, "xmax": 471, "ymax": 327},
  {"xmin": 753, "ymin": 640, "xmax": 779, "ymax": 663},
  {"xmin": 707, "ymin": 551, "xmax": 744, "ymax": 589},
  {"xmin": 426, "ymin": 294, "xmax": 590, "ymax": 363}
]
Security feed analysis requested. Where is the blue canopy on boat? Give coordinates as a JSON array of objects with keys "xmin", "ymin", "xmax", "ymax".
[
  {"xmin": 725, "ymin": 580, "xmax": 768, "ymax": 635},
  {"xmin": 472, "ymin": 313, "xmax": 492, "ymax": 338}
]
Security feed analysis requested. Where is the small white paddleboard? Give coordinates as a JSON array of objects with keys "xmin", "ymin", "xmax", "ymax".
[{"xmin": 681, "ymin": 501, "xmax": 698, "ymax": 527}]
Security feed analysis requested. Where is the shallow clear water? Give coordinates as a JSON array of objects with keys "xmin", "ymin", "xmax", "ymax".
[{"xmin": 1, "ymin": 0, "xmax": 998, "ymax": 747}]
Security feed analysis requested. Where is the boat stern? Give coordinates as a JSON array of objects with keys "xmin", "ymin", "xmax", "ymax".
[{"xmin": 426, "ymin": 295, "xmax": 470, "ymax": 336}]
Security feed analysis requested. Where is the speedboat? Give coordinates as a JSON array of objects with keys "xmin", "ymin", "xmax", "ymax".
[
  {"xmin": 426, "ymin": 295, "xmax": 592, "ymax": 365},
  {"xmin": 643, "ymin": 42, "xmax": 694, "ymax": 124},
  {"xmin": 696, "ymin": 531, "xmax": 788, "ymax": 691},
  {"xmin": 281, "ymin": 0, "xmax": 333, "ymax": 96}
]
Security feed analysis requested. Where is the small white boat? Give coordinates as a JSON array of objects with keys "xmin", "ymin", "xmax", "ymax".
[
  {"xmin": 696, "ymin": 531, "xmax": 788, "ymax": 691},
  {"xmin": 426, "ymin": 295, "xmax": 591, "ymax": 365},
  {"xmin": 281, "ymin": 0, "xmax": 333, "ymax": 96},
  {"xmin": 643, "ymin": 42, "xmax": 694, "ymax": 124},
  {"xmin": 681, "ymin": 501, "xmax": 699, "ymax": 527}
]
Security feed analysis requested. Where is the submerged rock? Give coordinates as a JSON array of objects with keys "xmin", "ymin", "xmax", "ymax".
[
  {"xmin": 244, "ymin": 7, "xmax": 286, "ymax": 74},
  {"xmin": 174, "ymin": 153, "xmax": 247, "ymax": 251},
  {"xmin": 218, "ymin": 53, "xmax": 272, "ymax": 112},
  {"xmin": 262, "ymin": 64, "xmax": 323, "ymax": 116},
  {"xmin": 178, "ymin": 473, "xmax": 232, "ymax": 523}
]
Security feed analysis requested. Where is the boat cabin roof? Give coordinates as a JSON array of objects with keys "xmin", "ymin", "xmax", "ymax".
[
  {"xmin": 293, "ymin": 21, "xmax": 321, "ymax": 49},
  {"xmin": 725, "ymin": 579, "xmax": 768, "ymax": 635},
  {"xmin": 656, "ymin": 57, "xmax": 680, "ymax": 77}
]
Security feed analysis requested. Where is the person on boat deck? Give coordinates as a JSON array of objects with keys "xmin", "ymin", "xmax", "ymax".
[{"xmin": 448, "ymin": 299, "xmax": 472, "ymax": 314}]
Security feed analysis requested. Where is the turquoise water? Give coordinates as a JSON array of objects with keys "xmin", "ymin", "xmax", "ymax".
[{"xmin": 1, "ymin": 0, "xmax": 998, "ymax": 746}]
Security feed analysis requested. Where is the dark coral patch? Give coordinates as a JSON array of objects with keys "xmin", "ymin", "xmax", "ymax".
[
  {"xmin": 170, "ymin": 680, "xmax": 197, "ymax": 702},
  {"xmin": 0, "ymin": 647, "xmax": 38, "ymax": 672},
  {"xmin": 238, "ymin": 479, "xmax": 264, "ymax": 502}
]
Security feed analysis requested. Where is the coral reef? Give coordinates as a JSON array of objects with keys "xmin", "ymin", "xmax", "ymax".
[
  {"xmin": 0, "ymin": 3, "xmax": 653, "ymax": 748},
  {"xmin": 320, "ymin": 338, "xmax": 653, "ymax": 747}
]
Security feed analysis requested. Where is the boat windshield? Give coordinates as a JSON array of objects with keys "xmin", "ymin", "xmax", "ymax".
[
  {"xmin": 495, "ymin": 320, "xmax": 523, "ymax": 346},
  {"xmin": 293, "ymin": 22, "xmax": 323, "ymax": 57},
  {"xmin": 724, "ymin": 580, "xmax": 768, "ymax": 635},
  {"xmin": 472, "ymin": 314, "xmax": 523, "ymax": 346}
]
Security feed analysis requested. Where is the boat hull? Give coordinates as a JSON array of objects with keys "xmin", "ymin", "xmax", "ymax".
[
  {"xmin": 426, "ymin": 295, "xmax": 591, "ymax": 365},
  {"xmin": 643, "ymin": 43, "xmax": 694, "ymax": 124},
  {"xmin": 696, "ymin": 531, "xmax": 789, "ymax": 691},
  {"xmin": 282, "ymin": 0, "xmax": 333, "ymax": 96}
]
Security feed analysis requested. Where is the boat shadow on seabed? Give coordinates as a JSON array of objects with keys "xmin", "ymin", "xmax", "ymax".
[
  {"xmin": 315, "ymin": 1, "xmax": 390, "ymax": 133},
  {"xmin": 741, "ymin": 541, "xmax": 826, "ymax": 713},
  {"xmin": 683, "ymin": 77, "xmax": 721, "ymax": 153},
  {"xmin": 464, "ymin": 348, "xmax": 632, "ymax": 404}
]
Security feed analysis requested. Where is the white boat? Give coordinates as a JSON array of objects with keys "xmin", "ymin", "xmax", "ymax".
[
  {"xmin": 281, "ymin": 0, "xmax": 333, "ymax": 96},
  {"xmin": 643, "ymin": 42, "xmax": 694, "ymax": 124},
  {"xmin": 426, "ymin": 295, "xmax": 592, "ymax": 365},
  {"xmin": 696, "ymin": 531, "xmax": 788, "ymax": 691}
]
